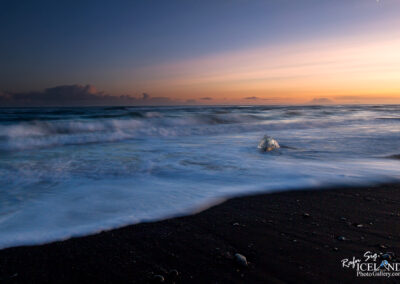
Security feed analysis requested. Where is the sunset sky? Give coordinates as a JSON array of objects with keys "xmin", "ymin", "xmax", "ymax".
[{"xmin": 1, "ymin": 0, "xmax": 400, "ymax": 105}]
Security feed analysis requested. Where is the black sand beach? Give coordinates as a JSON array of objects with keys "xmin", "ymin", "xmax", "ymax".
[{"xmin": 1, "ymin": 184, "xmax": 400, "ymax": 283}]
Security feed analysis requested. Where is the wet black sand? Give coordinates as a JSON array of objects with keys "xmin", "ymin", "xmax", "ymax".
[{"xmin": 1, "ymin": 184, "xmax": 400, "ymax": 283}]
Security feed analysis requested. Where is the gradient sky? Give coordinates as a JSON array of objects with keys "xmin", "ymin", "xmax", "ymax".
[{"xmin": 1, "ymin": 0, "xmax": 400, "ymax": 105}]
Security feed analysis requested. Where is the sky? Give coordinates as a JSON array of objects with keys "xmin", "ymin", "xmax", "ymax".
[{"xmin": 0, "ymin": 0, "xmax": 400, "ymax": 106}]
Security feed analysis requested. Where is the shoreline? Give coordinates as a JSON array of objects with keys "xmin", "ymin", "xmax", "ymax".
[{"xmin": 1, "ymin": 184, "xmax": 400, "ymax": 283}]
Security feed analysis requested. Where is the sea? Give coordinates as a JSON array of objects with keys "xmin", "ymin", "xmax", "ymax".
[{"xmin": 1, "ymin": 105, "xmax": 400, "ymax": 249}]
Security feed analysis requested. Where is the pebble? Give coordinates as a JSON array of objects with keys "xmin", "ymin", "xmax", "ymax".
[
  {"xmin": 234, "ymin": 253, "xmax": 248, "ymax": 267},
  {"xmin": 152, "ymin": 275, "xmax": 165, "ymax": 283},
  {"xmin": 340, "ymin": 217, "xmax": 347, "ymax": 221},
  {"xmin": 302, "ymin": 213, "xmax": 310, "ymax": 218},
  {"xmin": 337, "ymin": 236, "xmax": 347, "ymax": 241}
]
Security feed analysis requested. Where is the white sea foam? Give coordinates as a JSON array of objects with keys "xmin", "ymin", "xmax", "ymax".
[{"xmin": 0, "ymin": 105, "xmax": 400, "ymax": 249}]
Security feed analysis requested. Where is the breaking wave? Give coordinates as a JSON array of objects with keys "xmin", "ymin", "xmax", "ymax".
[
  {"xmin": 0, "ymin": 105, "xmax": 400, "ymax": 249},
  {"xmin": 0, "ymin": 105, "xmax": 386, "ymax": 151}
]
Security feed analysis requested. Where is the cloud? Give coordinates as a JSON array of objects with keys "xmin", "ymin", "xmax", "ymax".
[
  {"xmin": 200, "ymin": 97, "xmax": 213, "ymax": 100},
  {"xmin": 243, "ymin": 96, "xmax": 277, "ymax": 101},
  {"xmin": 309, "ymin": 97, "xmax": 334, "ymax": 104},
  {"xmin": 0, "ymin": 91, "xmax": 11, "ymax": 100},
  {"xmin": 334, "ymin": 96, "xmax": 362, "ymax": 101},
  {"xmin": 244, "ymin": 96, "xmax": 260, "ymax": 100},
  {"xmin": 334, "ymin": 95, "xmax": 395, "ymax": 101},
  {"xmin": 186, "ymin": 99, "xmax": 197, "ymax": 104},
  {"xmin": 142, "ymin": 93, "xmax": 150, "ymax": 100},
  {"xmin": 0, "ymin": 85, "xmax": 179, "ymax": 107}
]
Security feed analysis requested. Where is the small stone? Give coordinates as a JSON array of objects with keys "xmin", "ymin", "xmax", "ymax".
[
  {"xmin": 378, "ymin": 244, "xmax": 388, "ymax": 249},
  {"xmin": 337, "ymin": 236, "xmax": 347, "ymax": 241},
  {"xmin": 293, "ymin": 239, "xmax": 298, "ymax": 243},
  {"xmin": 354, "ymin": 223, "xmax": 364, "ymax": 228},
  {"xmin": 333, "ymin": 247, "xmax": 339, "ymax": 251},
  {"xmin": 233, "ymin": 222, "xmax": 240, "ymax": 226},
  {"xmin": 302, "ymin": 213, "xmax": 310, "ymax": 218},
  {"xmin": 340, "ymin": 217, "xmax": 347, "ymax": 221},
  {"xmin": 234, "ymin": 253, "xmax": 248, "ymax": 267},
  {"xmin": 152, "ymin": 275, "xmax": 165, "ymax": 283}
]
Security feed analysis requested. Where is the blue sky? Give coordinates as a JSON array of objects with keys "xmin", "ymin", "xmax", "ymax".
[{"xmin": 1, "ymin": 0, "xmax": 399, "ymax": 105}]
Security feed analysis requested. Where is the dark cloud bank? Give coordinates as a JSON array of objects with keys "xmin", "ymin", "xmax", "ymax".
[
  {"xmin": 0, "ymin": 85, "xmax": 184, "ymax": 107},
  {"xmin": 309, "ymin": 97, "xmax": 334, "ymax": 104},
  {"xmin": 0, "ymin": 85, "xmax": 339, "ymax": 107}
]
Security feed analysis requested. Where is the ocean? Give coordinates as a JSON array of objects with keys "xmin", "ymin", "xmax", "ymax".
[{"xmin": 1, "ymin": 105, "xmax": 400, "ymax": 249}]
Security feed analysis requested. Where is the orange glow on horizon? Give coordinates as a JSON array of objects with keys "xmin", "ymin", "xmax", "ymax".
[{"xmin": 118, "ymin": 23, "xmax": 400, "ymax": 105}]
